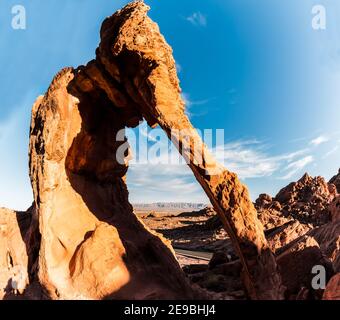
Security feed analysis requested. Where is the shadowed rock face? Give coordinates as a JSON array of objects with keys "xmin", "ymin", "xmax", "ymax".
[{"xmin": 5, "ymin": 2, "xmax": 283, "ymax": 300}]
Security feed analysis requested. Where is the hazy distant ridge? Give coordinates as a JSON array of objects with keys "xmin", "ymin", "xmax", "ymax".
[{"xmin": 133, "ymin": 202, "xmax": 207, "ymax": 211}]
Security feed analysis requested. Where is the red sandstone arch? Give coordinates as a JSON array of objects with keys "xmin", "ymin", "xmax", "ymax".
[{"xmin": 28, "ymin": 2, "xmax": 284, "ymax": 299}]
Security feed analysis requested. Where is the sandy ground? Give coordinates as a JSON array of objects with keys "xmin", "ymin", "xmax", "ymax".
[{"xmin": 139, "ymin": 211, "xmax": 232, "ymax": 253}]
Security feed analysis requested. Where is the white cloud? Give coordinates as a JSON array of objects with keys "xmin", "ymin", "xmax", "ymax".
[
  {"xmin": 126, "ymin": 132, "xmax": 316, "ymax": 203},
  {"xmin": 186, "ymin": 12, "xmax": 207, "ymax": 27},
  {"xmin": 181, "ymin": 93, "xmax": 193, "ymax": 108},
  {"xmin": 310, "ymin": 135, "xmax": 329, "ymax": 146},
  {"xmin": 123, "ymin": 125, "xmax": 340, "ymax": 202},
  {"xmin": 279, "ymin": 156, "xmax": 314, "ymax": 180},
  {"xmin": 127, "ymin": 163, "xmax": 207, "ymax": 203}
]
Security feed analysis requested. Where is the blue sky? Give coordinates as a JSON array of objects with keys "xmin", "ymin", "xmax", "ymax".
[{"xmin": 1, "ymin": 0, "xmax": 340, "ymax": 210}]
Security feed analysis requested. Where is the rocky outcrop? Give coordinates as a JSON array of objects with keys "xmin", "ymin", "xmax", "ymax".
[
  {"xmin": 254, "ymin": 175, "xmax": 339, "ymax": 276},
  {"xmin": 274, "ymin": 173, "xmax": 336, "ymax": 225},
  {"xmin": 188, "ymin": 171, "xmax": 340, "ymax": 299},
  {"xmin": 255, "ymin": 194, "xmax": 282, "ymax": 212},
  {"xmin": 254, "ymin": 194, "xmax": 290, "ymax": 231},
  {"xmin": 254, "ymin": 174, "xmax": 338, "ymax": 230}
]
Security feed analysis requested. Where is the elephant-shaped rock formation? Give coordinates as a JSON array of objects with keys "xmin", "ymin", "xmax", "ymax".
[{"xmin": 5, "ymin": 1, "xmax": 284, "ymax": 300}]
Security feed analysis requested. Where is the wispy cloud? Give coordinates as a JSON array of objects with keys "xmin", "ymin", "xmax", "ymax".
[
  {"xmin": 323, "ymin": 146, "xmax": 339, "ymax": 159},
  {"xmin": 279, "ymin": 156, "xmax": 314, "ymax": 180},
  {"xmin": 127, "ymin": 163, "xmax": 207, "ymax": 203},
  {"xmin": 181, "ymin": 93, "xmax": 211, "ymax": 108},
  {"xmin": 126, "ymin": 130, "xmax": 316, "ymax": 204},
  {"xmin": 126, "ymin": 122, "xmax": 338, "ymax": 202},
  {"xmin": 186, "ymin": 12, "xmax": 207, "ymax": 27},
  {"xmin": 213, "ymin": 140, "xmax": 310, "ymax": 179},
  {"xmin": 310, "ymin": 135, "xmax": 329, "ymax": 146},
  {"xmin": 175, "ymin": 62, "xmax": 182, "ymax": 73},
  {"xmin": 181, "ymin": 92, "xmax": 212, "ymax": 118}
]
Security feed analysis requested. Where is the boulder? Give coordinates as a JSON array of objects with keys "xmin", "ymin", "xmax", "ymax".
[
  {"xmin": 258, "ymin": 209, "xmax": 291, "ymax": 231},
  {"xmin": 209, "ymin": 251, "xmax": 231, "ymax": 269},
  {"xmin": 178, "ymin": 207, "xmax": 216, "ymax": 218},
  {"xmin": 276, "ymin": 236, "xmax": 333, "ymax": 298},
  {"xmin": 255, "ymin": 194, "xmax": 273, "ymax": 209},
  {"xmin": 267, "ymin": 220, "xmax": 312, "ymax": 253}
]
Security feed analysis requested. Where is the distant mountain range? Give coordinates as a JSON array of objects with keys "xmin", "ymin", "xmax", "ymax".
[{"xmin": 133, "ymin": 202, "xmax": 208, "ymax": 212}]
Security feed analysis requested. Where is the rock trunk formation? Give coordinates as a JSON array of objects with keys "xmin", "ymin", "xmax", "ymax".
[
  {"xmin": 6, "ymin": 1, "xmax": 284, "ymax": 299},
  {"xmin": 29, "ymin": 68, "xmax": 199, "ymax": 300}
]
